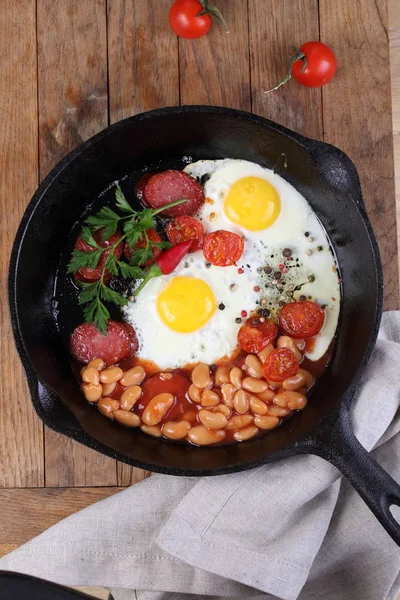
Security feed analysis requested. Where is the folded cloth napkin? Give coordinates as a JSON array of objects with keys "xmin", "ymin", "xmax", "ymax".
[{"xmin": 2, "ymin": 312, "xmax": 400, "ymax": 600}]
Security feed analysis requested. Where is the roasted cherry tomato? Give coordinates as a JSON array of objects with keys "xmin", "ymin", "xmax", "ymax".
[
  {"xmin": 279, "ymin": 301, "xmax": 325, "ymax": 339},
  {"xmin": 166, "ymin": 215, "xmax": 204, "ymax": 252},
  {"xmin": 74, "ymin": 229, "xmax": 123, "ymax": 283},
  {"xmin": 262, "ymin": 347, "xmax": 299, "ymax": 382},
  {"xmin": 237, "ymin": 317, "xmax": 277, "ymax": 354},
  {"xmin": 123, "ymin": 228, "xmax": 163, "ymax": 267},
  {"xmin": 292, "ymin": 42, "xmax": 337, "ymax": 87},
  {"xmin": 203, "ymin": 230, "xmax": 244, "ymax": 266}
]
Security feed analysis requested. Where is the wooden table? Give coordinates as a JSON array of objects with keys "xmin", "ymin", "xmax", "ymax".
[{"xmin": 0, "ymin": 0, "xmax": 397, "ymax": 560}]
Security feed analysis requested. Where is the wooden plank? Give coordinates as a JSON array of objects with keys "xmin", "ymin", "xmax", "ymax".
[
  {"xmin": 0, "ymin": 0, "xmax": 44, "ymax": 488},
  {"xmin": 108, "ymin": 0, "xmax": 179, "ymax": 485},
  {"xmin": 249, "ymin": 0, "xmax": 322, "ymax": 140},
  {"xmin": 0, "ymin": 487, "xmax": 122, "ymax": 557},
  {"xmin": 37, "ymin": 0, "xmax": 118, "ymax": 486},
  {"xmin": 389, "ymin": 0, "xmax": 400, "ymax": 132},
  {"xmin": 108, "ymin": 0, "xmax": 179, "ymax": 121},
  {"xmin": 320, "ymin": 0, "xmax": 399, "ymax": 310},
  {"xmin": 179, "ymin": 0, "xmax": 251, "ymax": 109}
]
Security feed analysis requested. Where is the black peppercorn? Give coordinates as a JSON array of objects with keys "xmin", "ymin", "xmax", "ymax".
[
  {"xmin": 219, "ymin": 302, "xmax": 225, "ymax": 310},
  {"xmin": 282, "ymin": 248, "xmax": 292, "ymax": 257}
]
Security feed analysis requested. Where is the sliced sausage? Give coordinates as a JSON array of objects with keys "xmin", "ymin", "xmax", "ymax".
[
  {"xmin": 69, "ymin": 320, "xmax": 138, "ymax": 366},
  {"xmin": 142, "ymin": 170, "xmax": 205, "ymax": 217},
  {"xmin": 74, "ymin": 229, "xmax": 123, "ymax": 283}
]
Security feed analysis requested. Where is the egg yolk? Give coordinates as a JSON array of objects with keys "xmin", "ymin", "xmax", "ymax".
[
  {"xmin": 224, "ymin": 176, "xmax": 281, "ymax": 231},
  {"xmin": 157, "ymin": 276, "xmax": 216, "ymax": 333}
]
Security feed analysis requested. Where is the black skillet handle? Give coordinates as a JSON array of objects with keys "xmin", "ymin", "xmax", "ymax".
[
  {"xmin": 279, "ymin": 128, "xmax": 365, "ymax": 207},
  {"xmin": 300, "ymin": 407, "xmax": 400, "ymax": 546}
]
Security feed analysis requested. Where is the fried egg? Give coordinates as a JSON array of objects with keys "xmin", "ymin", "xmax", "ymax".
[
  {"xmin": 190, "ymin": 159, "xmax": 340, "ymax": 361},
  {"xmin": 123, "ymin": 250, "xmax": 259, "ymax": 369}
]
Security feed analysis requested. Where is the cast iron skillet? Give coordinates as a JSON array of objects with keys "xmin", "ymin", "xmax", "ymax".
[
  {"xmin": 0, "ymin": 571, "xmax": 113, "ymax": 600},
  {"xmin": 8, "ymin": 106, "xmax": 400, "ymax": 544}
]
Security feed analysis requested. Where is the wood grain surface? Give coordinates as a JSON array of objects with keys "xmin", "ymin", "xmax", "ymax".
[
  {"xmin": 0, "ymin": 0, "xmax": 44, "ymax": 488},
  {"xmin": 321, "ymin": 0, "xmax": 398, "ymax": 310},
  {"xmin": 0, "ymin": 487, "xmax": 121, "ymax": 556},
  {"xmin": 0, "ymin": 0, "xmax": 398, "ymax": 570}
]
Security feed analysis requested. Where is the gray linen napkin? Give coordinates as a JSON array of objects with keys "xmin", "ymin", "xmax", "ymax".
[{"xmin": 2, "ymin": 312, "xmax": 400, "ymax": 600}]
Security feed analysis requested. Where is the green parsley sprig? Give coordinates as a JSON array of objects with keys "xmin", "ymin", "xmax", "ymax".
[{"xmin": 67, "ymin": 186, "xmax": 186, "ymax": 334}]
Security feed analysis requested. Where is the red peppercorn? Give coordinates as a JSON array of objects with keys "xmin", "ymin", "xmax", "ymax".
[
  {"xmin": 254, "ymin": 285, "xmax": 260, "ymax": 292},
  {"xmin": 278, "ymin": 264, "xmax": 284, "ymax": 271},
  {"xmin": 241, "ymin": 310, "xmax": 248, "ymax": 318},
  {"xmin": 238, "ymin": 268, "xmax": 244, "ymax": 274}
]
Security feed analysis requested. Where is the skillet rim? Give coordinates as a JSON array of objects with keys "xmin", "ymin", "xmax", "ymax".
[{"xmin": 7, "ymin": 105, "xmax": 383, "ymax": 475}]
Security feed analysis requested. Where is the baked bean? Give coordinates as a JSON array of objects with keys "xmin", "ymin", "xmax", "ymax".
[
  {"xmin": 87, "ymin": 358, "xmax": 106, "ymax": 371},
  {"xmin": 142, "ymin": 392, "xmax": 174, "ymax": 425},
  {"xmin": 257, "ymin": 343, "xmax": 274, "ymax": 363},
  {"xmin": 120, "ymin": 365, "xmax": 145, "ymax": 386},
  {"xmin": 249, "ymin": 396, "xmax": 268, "ymax": 415},
  {"xmin": 188, "ymin": 384, "xmax": 202, "ymax": 403},
  {"xmin": 199, "ymin": 409, "xmax": 228, "ymax": 430},
  {"xmin": 102, "ymin": 381, "xmax": 117, "ymax": 396},
  {"xmin": 214, "ymin": 365, "xmax": 230, "ymax": 387},
  {"xmin": 163, "ymin": 420, "xmax": 191, "ymax": 440},
  {"xmin": 274, "ymin": 390, "xmax": 307, "ymax": 410},
  {"xmin": 242, "ymin": 377, "xmax": 268, "ymax": 394},
  {"xmin": 97, "ymin": 397, "xmax": 119, "ymax": 417},
  {"xmin": 82, "ymin": 367, "xmax": 100, "ymax": 386},
  {"xmin": 257, "ymin": 389, "xmax": 275, "ymax": 403},
  {"xmin": 226, "ymin": 414, "xmax": 254, "ymax": 430},
  {"xmin": 266, "ymin": 379, "xmax": 283, "ymax": 391},
  {"xmin": 267, "ymin": 405, "xmax": 291, "ymax": 417},
  {"xmin": 212, "ymin": 404, "xmax": 231, "ymax": 418},
  {"xmin": 120, "ymin": 385, "xmax": 142, "ymax": 411},
  {"xmin": 229, "ymin": 366, "xmax": 243, "ymax": 389},
  {"xmin": 233, "ymin": 389, "xmax": 250, "ymax": 414},
  {"xmin": 298, "ymin": 368, "xmax": 315, "ymax": 389},
  {"xmin": 82, "ymin": 382, "xmax": 103, "ymax": 403},
  {"xmin": 141, "ymin": 424, "xmax": 162, "ymax": 438},
  {"xmin": 234, "ymin": 426, "xmax": 259, "ymax": 442},
  {"xmin": 188, "ymin": 425, "xmax": 225, "ymax": 445},
  {"xmin": 254, "ymin": 415, "xmax": 280, "ymax": 430},
  {"xmin": 282, "ymin": 372, "xmax": 306, "ymax": 391},
  {"xmin": 276, "ymin": 336, "xmax": 303, "ymax": 362},
  {"xmin": 201, "ymin": 389, "xmax": 220, "ymax": 407},
  {"xmin": 181, "ymin": 410, "xmax": 198, "ymax": 424},
  {"xmin": 192, "ymin": 363, "xmax": 212, "ymax": 389},
  {"xmin": 221, "ymin": 383, "xmax": 235, "ymax": 407},
  {"xmin": 113, "ymin": 409, "xmax": 141, "ymax": 427},
  {"xmin": 244, "ymin": 354, "xmax": 263, "ymax": 378},
  {"xmin": 99, "ymin": 366, "xmax": 124, "ymax": 384}
]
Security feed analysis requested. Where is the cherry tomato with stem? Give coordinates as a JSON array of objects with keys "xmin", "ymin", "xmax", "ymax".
[
  {"xmin": 169, "ymin": 0, "xmax": 228, "ymax": 40},
  {"xmin": 266, "ymin": 41, "xmax": 337, "ymax": 92}
]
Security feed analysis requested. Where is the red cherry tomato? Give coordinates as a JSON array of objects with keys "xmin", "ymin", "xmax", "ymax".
[
  {"xmin": 74, "ymin": 229, "xmax": 123, "ymax": 283},
  {"xmin": 166, "ymin": 216, "xmax": 204, "ymax": 252},
  {"xmin": 262, "ymin": 347, "xmax": 299, "ymax": 382},
  {"xmin": 292, "ymin": 42, "xmax": 337, "ymax": 88},
  {"xmin": 169, "ymin": 0, "xmax": 211, "ymax": 39},
  {"xmin": 237, "ymin": 317, "xmax": 278, "ymax": 354},
  {"xmin": 123, "ymin": 228, "xmax": 163, "ymax": 267},
  {"xmin": 279, "ymin": 301, "xmax": 325, "ymax": 339},
  {"xmin": 203, "ymin": 230, "xmax": 244, "ymax": 267}
]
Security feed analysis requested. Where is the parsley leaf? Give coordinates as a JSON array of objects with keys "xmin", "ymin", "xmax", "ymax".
[
  {"xmin": 85, "ymin": 206, "xmax": 120, "ymax": 239},
  {"xmin": 151, "ymin": 241, "xmax": 171, "ymax": 250},
  {"xmin": 128, "ymin": 244, "xmax": 153, "ymax": 266},
  {"xmin": 81, "ymin": 226, "xmax": 101, "ymax": 248},
  {"xmin": 104, "ymin": 252, "xmax": 119, "ymax": 276},
  {"xmin": 83, "ymin": 297, "xmax": 110, "ymax": 335},
  {"xmin": 117, "ymin": 261, "xmax": 144, "ymax": 279},
  {"xmin": 78, "ymin": 281, "xmax": 100, "ymax": 304},
  {"xmin": 99, "ymin": 283, "xmax": 128, "ymax": 306},
  {"xmin": 115, "ymin": 185, "xmax": 134, "ymax": 213},
  {"xmin": 67, "ymin": 248, "xmax": 103, "ymax": 274}
]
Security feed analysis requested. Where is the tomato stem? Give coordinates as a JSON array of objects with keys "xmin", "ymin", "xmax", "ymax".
[
  {"xmin": 198, "ymin": 0, "xmax": 229, "ymax": 32},
  {"xmin": 264, "ymin": 50, "xmax": 307, "ymax": 94}
]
